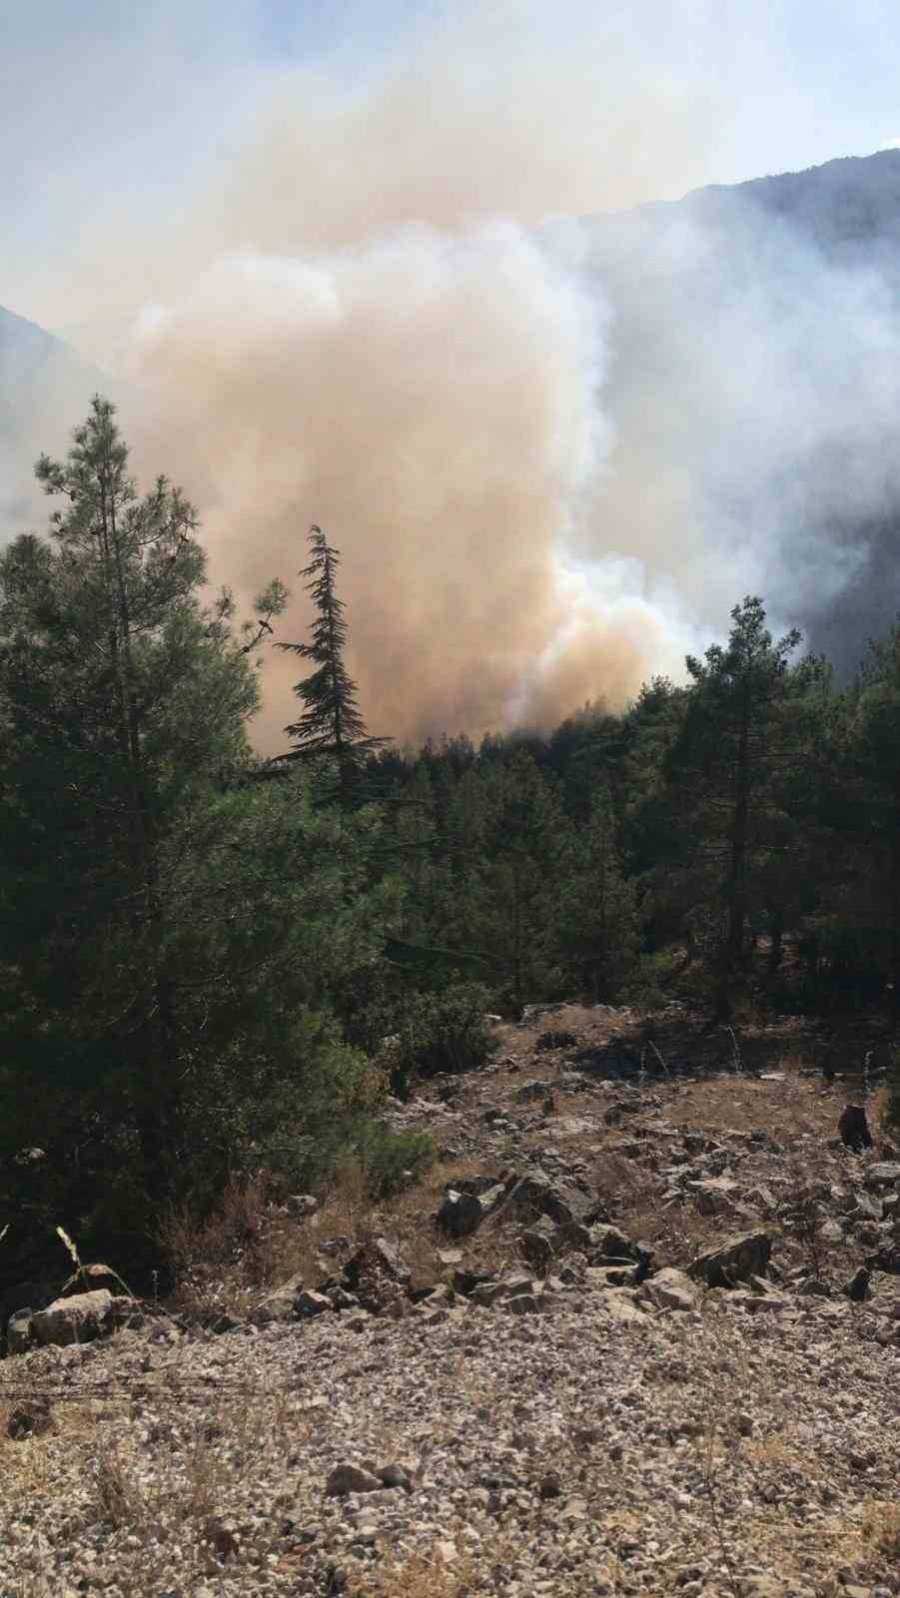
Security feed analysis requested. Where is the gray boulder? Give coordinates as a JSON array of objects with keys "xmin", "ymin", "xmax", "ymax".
[
  {"xmin": 325, "ymin": 1462, "xmax": 382, "ymax": 1496},
  {"xmin": 520, "ymin": 1224, "xmax": 555, "ymax": 1275},
  {"xmin": 296, "ymin": 1289, "xmax": 331, "ymax": 1318},
  {"xmin": 866, "ymin": 1162, "xmax": 900, "ymax": 1190},
  {"xmin": 690, "ymin": 1232, "xmax": 773, "ymax": 1288},
  {"xmin": 31, "ymin": 1288, "xmax": 114, "ymax": 1347},
  {"xmin": 636, "ymin": 1267, "xmax": 699, "ymax": 1312},
  {"xmin": 505, "ymin": 1291, "xmax": 542, "ymax": 1315},
  {"xmin": 6, "ymin": 1309, "xmax": 34, "ymax": 1355},
  {"xmin": 250, "ymin": 1273, "xmax": 305, "ymax": 1326},
  {"xmin": 689, "ymin": 1177, "xmax": 740, "ymax": 1216},
  {"xmin": 437, "ymin": 1188, "xmax": 490, "ymax": 1238}
]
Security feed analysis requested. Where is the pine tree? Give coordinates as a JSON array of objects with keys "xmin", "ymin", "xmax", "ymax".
[
  {"xmin": 561, "ymin": 789, "xmax": 639, "ymax": 1000},
  {"xmin": 829, "ymin": 624, "xmax": 900, "ymax": 1010},
  {"xmin": 663, "ymin": 597, "xmax": 801, "ymax": 1016},
  {"xmin": 0, "ymin": 396, "xmax": 287, "ymax": 1205},
  {"xmin": 277, "ymin": 525, "xmax": 384, "ymax": 799},
  {"xmin": 450, "ymin": 752, "xmax": 571, "ymax": 1014}
]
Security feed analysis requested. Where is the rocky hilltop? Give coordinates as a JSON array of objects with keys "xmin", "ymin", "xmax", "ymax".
[{"xmin": 1, "ymin": 1003, "xmax": 898, "ymax": 1598}]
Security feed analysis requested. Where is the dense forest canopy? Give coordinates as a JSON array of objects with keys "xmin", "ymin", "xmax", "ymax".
[{"xmin": 1, "ymin": 399, "xmax": 898, "ymax": 1272}]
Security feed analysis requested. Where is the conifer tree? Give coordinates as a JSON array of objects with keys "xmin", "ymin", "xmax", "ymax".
[
  {"xmin": 561, "ymin": 788, "xmax": 639, "ymax": 1000},
  {"xmin": 0, "ymin": 397, "xmax": 290, "ymax": 1203},
  {"xmin": 664, "ymin": 597, "xmax": 801, "ymax": 1016},
  {"xmin": 278, "ymin": 525, "xmax": 383, "ymax": 799},
  {"xmin": 832, "ymin": 624, "xmax": 900, "ymax": 1010}
]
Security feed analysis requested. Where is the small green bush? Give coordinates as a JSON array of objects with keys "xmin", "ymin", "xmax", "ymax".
[
  {"xmin": 621, "ymin": 950, "xmax": 678, "ymax": 1010},
  {"xmin": 352, "ymin": 1123, "xmax": 436, "ymax": 1197},
  {"xmin": 369, "ymin": 981, "xmax": 498, "ymax": 1097}
]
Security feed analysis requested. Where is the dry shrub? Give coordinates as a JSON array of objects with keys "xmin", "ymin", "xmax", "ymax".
[
  {"xmin": 862, "ymin": 1500, "xmax": 900, "ymax": 1561},
  {"xmin": 350, "ymin": 1531, "xmax": 529, "ymax": 1598},
  {"xmin": 94, "ymin": 1444, "xmax": 146, "ymax": 1529},
  {"xmin": 159, "ymin": 1156, "xmax": 386, "ymax": 1314},
  {"xmin": 159, "ymin": 1172, "xmax": 278, "ymax": 1311}
]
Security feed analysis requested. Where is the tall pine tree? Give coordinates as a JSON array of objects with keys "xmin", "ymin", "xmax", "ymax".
[
  {"xmin": 277, "ymin": 525, "xmax": 383, "ymax": 799},
  {"xmin": 663, "ymin": 597, "xmax": 801, "ymax": 1016}
]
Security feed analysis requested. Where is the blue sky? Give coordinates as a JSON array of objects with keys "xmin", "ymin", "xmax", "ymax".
[{"xmin": 4, "ymin": 0, "xmax": 900, "ymax": 325}]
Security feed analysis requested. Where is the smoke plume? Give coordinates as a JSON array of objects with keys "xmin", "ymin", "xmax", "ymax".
[
  {"xmin": 95, "ymin": 0, "xmax": 725, "ymax": 747},
  {"xmin": 12, "ymin": 2, "xmax": 900, "ymax": 747}
]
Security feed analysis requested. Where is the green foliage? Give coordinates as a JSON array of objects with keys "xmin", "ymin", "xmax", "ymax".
[
  {"xmin": 277, "ymin": 524, "xmax": 385, "ymax": 797},
  {"xmin": 445, "ymin": 752, "xmax": 573, "ymax": 1013},
  {"xmin": 0, "ymin": 402, "xmax": 403, "ymax": 1267},
  {"xmin": 345, "ymin": 977, "xmax": 497, "ymax": 1099},
  {"xmin": 350, "ymin": 1123, "xmax": 436, "ymax": 1198},
  {"xmin": 658, "ymin": 597, "xmax": 805, "ymax": 1013},
  {"xmin": 15, "ymin": 400, "xmax": 900, "ymax": 1275},
  {"xmin": 559, "ymin": 789, "xmax": 639, "ymax": 1000},
  {"xmin": 620, "ymin": 949, "xmax": 679, "ymax": 1010},
  {"xmin": 388, "ymin": 983, "xmax": 498, "ymax": 1096},
  {"xmin": 235, "ymin": 1011, "xmax": 433, "ymax": 1197}
]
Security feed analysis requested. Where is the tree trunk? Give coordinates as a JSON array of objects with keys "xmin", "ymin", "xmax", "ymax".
[
  {"xmin": 717, "ymin": 701, "xmax": 751, "ymax": 1018},
  {"xmin": 890, "ymin": 781, "xmax": 900, "ymax": 1015},
  {"xmin": 768, "ymin": 908, "xmax": 784, "ymax": 973}
]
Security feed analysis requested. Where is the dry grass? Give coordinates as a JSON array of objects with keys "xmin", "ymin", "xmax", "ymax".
[
  {"xmin": 861, "ymin": 1499, "xmax": 900, "ymax": 1561},
  {"xmin": 93, "ymin": 1442, "xmax": 147, "ymax": 1528},
  {"xmin": 158, "ymin": 1147, "xmax": 488, "ymax": 1314},
  {"xmin": 1, "ymin": 1379, "xmax": 317, "ymax": 1595},
  {"xmin": 348, "ymin": 1543, "xmax": 501, "ymax": 1597},
  {"xmin": 160, "ymin": 1165, "xmax": 378, "ymax": 1314}
]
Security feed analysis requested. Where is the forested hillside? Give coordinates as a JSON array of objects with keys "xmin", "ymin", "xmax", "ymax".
[{"xmin": 1, "ymin": 399, "xmax": 898, "ymax": 1281}]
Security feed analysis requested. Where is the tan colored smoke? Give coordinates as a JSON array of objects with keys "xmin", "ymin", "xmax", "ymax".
[
  {"xmin": 109, "ymin": 1, "xmax": 722, "ymax": 748},
  {"xmin": 128, "ymin": 229, "xmax": 613, "ymax": 746}
]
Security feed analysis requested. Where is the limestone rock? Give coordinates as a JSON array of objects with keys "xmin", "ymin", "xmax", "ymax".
[
  {"xmin": 325, "ymin": 1462, "xmax": 382, "ymax": 1496},
  {"xmin": 296, "ymin": 1289, "xmax": 331, "ymax": 1318},
  {"xmin": 520, "ymin": 1225, "xmax": 555, "ymax": 1275},
  {"xmin": 866, "ymin": 1162, "xmax": 900, "ymax": 1190},
  {"xmin": 250, "ymin": 1274, "xmax": 305, "ymax": 1325},
  {"xmin": 689, "ymin": 1176, "xmax": 740, "ymax": 1216},
  {"xmin": 7, "ymin": 1393, "xmax": 51, "ymax": 1440},
  {"xmin": 636, "ymin": 1267, "xmax": 699, "ymax": 1313},
  {"xmin": 5, "ymin": 1308, "xmax": 34, "ymax": 1355},
  {"xmin": 689, "ymin": 1232, "xmax": 772, "ymax": 1288},
  {"xmin": 31, "ymin": 1289, "xmax": 114, "ymax": 1347}
]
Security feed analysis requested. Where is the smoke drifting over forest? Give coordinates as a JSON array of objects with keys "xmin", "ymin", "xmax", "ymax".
[
  {"xmin": 106, "ymin": 0, "xmax": 722, "ymax": 747},
  {"xmin": 10, "ymin": 2, "xmax": 900, "ymax": 745}
]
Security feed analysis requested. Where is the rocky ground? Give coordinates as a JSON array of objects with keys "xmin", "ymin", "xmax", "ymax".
[{"xmin": 1, "ymin": 1003, "xmax": 899, "ymax": 1598}]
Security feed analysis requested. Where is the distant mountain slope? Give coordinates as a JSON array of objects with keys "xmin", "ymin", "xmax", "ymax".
[
  {"xmin": 563, "ymin": 149, "xmax": 900, "ymax": 673},
  {"xmin": 630, "ymin": 149, "xmax": 900, "ymax": 249},
  {"xmin": 0, "ymin": 304, "xmax": 105, "ymax": 532}
]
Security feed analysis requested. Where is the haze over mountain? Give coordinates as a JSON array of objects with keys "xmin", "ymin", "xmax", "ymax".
[
  {"xmin": 570, "ymin": 148, "xmax": 900, "ymax": 679},
  {"xmin": 4, "ymin": 147, "xmax": 900, "ymax": 736},
  {"xmin": 0, "ymin": 305, "xmax": 105, "ymax": 530}
]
